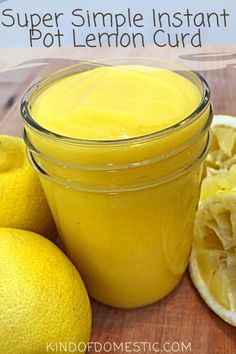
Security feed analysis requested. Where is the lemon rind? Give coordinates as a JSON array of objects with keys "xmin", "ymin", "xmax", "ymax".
[
  {"xmin": 189, "ymin": 247, "xmax": 236, "ymax": 327},
  {"xmin": 212, "ymin": 114, "xmax": 236, "ymax": 128}
]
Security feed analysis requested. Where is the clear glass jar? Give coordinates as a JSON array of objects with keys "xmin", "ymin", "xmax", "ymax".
[{"xmin": 21, "ymin": 58, "xmax": 212, "ymax": 309}]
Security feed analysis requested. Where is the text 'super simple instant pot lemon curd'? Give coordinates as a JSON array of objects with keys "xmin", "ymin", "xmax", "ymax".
[{"xmin": 21, "ymin": 59, "xmax": 212, "ymax": 308}]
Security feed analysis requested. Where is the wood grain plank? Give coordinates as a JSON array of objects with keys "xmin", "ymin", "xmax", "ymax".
[
  {"xmin": 91, "ymin": 274, "xmax": 236, "ymax": 354},
  {"xmin": 0, "ymin": 58, "xmax": 235, "ymax": 354}
]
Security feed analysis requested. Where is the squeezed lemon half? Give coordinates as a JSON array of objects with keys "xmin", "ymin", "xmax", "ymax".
[
  {"xmin": 190, "ymin": 115, "xmax": 236, "ymax": 327},
  {"xmin": 206, "ymin": 115, "xmax": 236, "ymax": 174}
]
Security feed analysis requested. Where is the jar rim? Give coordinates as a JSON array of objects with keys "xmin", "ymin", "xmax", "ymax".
[{"xmin": 21, "ymin": 57, "xmax": 211, "ymax": 147}]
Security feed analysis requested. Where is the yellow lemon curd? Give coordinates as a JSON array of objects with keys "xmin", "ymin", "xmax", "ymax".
[
  {"xmin": 26, "ymin": 64, "xmax": 211, "ymax": 308},
  {"xmin": 31, "ymin": 66, "xmax": 200, "ymax": 140}
]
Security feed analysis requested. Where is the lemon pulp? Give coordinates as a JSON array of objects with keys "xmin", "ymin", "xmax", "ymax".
[{"xmin": 190, "ymin": 120, "xmax": 236, "ymax": 326}]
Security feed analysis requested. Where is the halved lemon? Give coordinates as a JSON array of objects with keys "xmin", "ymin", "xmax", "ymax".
[
  {"xmin": 206, "ymin": 115, "xmax": 236, "ymax": 174},
  {"xmin": 190, "ymin": 115, "xmax": 236, "ymax": 326},
  {"xmin": 190, "ymin": 190, "xmax": 236, "ymax": 326}
]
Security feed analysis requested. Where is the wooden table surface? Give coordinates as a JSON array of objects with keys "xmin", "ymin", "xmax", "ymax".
[{"xmin": 0, "ymin": 50, "xmax": 235, "ymax": 354}]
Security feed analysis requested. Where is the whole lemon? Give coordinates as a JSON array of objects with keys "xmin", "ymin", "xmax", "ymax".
[
  {"xmin": 0, "ymin": 135, "xmax": 56, "ymax": 239},
  {"xmin": 0, "ymin": 227, "xmax": 92, "ymax": 354}
]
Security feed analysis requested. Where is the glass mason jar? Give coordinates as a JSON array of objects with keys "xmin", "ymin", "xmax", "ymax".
[{"xmin": 21, "ymin": 58, "xmax": 212, "ymax": 309}]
